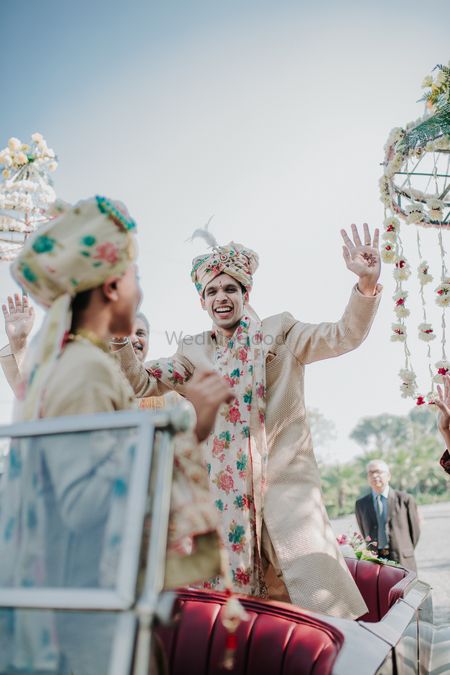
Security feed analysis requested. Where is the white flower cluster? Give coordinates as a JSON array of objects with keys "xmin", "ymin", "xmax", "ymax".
[
  {"xmin": 405, "ymin": 203, "xmax": 424, "ymax": 224},
  {"xmin": 383, "ymin": 216, "xmax": 400, "ymax": 240},
  {"xmin": 0, "ymin": 180, "xmax": 55, "ymax": 210},
  {"xmin": 382, "ymin": 242, "xmax": 396, "ymax": 263},
  {"xmin": 416, "ymin": 391, "xmax": 437, "ymax": 406},
  {"xmin": 0, "ymin": 214, "xmax": 27, "ymax": 234},
  {"xmin": 435, "ymin": 279, "xmax": 450, "ymax": 307},
  {"xmin": 393, "ymin": 290, "xmax": 410, "ymax": 318},
  {"xmin": 426, "ymin": 197, "xmax": 444, "ymax": 222},
  {"xmin": 393, "ymin": 258, "xmax": 411, "ymax": 281},
  {"xmin": 391, "ymin": 323, "xmax": 406, "ymax": 342},
  {"xmin": 0, "ymin": 133, "xmax": 57, "ymax": 179},
  {"xmin": 383, "ymin": 127, "xmax": 405, "ymax": 153},
  {"xmin": 0, "ymin": 134, "xmax": 56, "ymax": 212},
  {"xmin": 399, "ymin": 368, "xmax": 417, "ymax": 399},
  {"xmin": 384, "ymin": 150, "xmax": 404, "ymax": 180},
  {"xmin": 433, "ymin": 360, "xmax": 450, "ymax": 383},
  {"xmin": 427, "ymin": 136, "xmax": 450, "ymax": 152},
  {"xmin": 382, "ymin": 216, "xmax": 400, "ymax": 264},
  {"xmin": 0, "ymin": 133, "xmax": 57, "ymax": 260},
  {"xmin": 379, "ymin": 176, "xmax": 391, "ymax": 207},
  {"xmin": 418, "ymin": 322, "xmax": 436, "ymax": 342},
  {"xmin": 380, "ymin": 116, "xmax": 450, "ymax": 229},
  {"xmin": 417, "ymin": 261, "xmax": 433, "ymax": 285},
  {"xmin": 0, "ymin": 240, "xmax": 23, "ymax": 261}
]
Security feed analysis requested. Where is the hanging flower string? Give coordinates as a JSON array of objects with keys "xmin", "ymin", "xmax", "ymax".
[
  {"xmin": 382, "ymin": 215, "xmax": 400, "ymax": 264},
  {"xmin": 391, "ymin": 323, "xmax": 406, "ymax": 342},
  {"xmin": 415, "ymin": 229, "xmax": 436, "ymax": 407},
  {"xmin": 389, "ymin": 227, "xmax": 419, "ymax": 400},
  {"xmin": 381, "ymin": 64, "xmax": 450, "ymax": 403},
  {"xmin": 399, "ymin": 367, "xmax": 417, "ymax": 399},
  {"xmin": 434, "ymin": 359, "xmax": 450, "ymax": 383},
  {"xmin": 432, "ymin": 224, "xmax": 450, "ymax": 389}
]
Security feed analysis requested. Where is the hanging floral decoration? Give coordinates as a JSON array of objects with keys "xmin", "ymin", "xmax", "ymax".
[
  {"xmin": 381, "ymin": 64, "xmax": 450, "ymax": 404},
  {"xmin": 391, "ymin": 323, "xmax": 406, "ymax": 342},
  {"xmin": 0, "ymin": 133, "xmax": 57, "ymax": 261},
  {"xmin": 433, "ymin": 359, "xmax": 450, "ymax": 383}
]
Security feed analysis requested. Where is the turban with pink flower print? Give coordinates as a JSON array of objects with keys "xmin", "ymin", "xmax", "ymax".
[
  {"xmin": 11, "ymin": 195, "xmax": 137, "ymax": 418},
  {"xmin": 191, "ymin": 241, "xmax": 259, "ymax": 296}
]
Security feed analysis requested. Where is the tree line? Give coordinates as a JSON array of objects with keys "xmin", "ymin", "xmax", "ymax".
[{"xmin": 314, "ymin": 407, "xmax": 450, "ymax": 518}]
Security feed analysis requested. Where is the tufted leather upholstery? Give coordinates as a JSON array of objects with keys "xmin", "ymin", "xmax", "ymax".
[
  {"xmin": 344, "ymin": 557, "xmax": 417, "ymax": 622},
  {"xmin": 154, "ymin": 558, "xmax": 416, "ymax": 674},
  {"xmin": 155, "ymin": 589, "xmax": 344, "ymax": 675}
]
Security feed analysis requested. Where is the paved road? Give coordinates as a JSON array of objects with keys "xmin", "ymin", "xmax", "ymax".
[{"xmin": 331, "ymin": 501, "xmax": 450, "ymax": 625}]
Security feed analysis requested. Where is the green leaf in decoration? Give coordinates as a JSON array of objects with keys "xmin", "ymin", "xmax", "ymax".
[{"xmin": 400, "ymin": 104, "xmax": 450, "ymax": 153}]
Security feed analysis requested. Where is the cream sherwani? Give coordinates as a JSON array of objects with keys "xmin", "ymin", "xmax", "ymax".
[
  {"xmin": 115, "ymin": 285, "xmax": 381, "ymax": 619},
  {"xmin": 0, "ymin": 338, "xmax": 221, "ymax": 588},
  {"xmin": 0, "ymin": 338, "xmax": 221, "ymax": 675}
]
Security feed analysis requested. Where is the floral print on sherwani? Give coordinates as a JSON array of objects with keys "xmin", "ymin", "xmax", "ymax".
[{"xmin": 204, "ymin": 314, "xmax": 269, "ymax": 596}]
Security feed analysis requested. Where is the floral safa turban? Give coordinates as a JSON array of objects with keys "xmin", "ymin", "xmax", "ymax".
[
  {"xmin": 191, "ymin": 242, "xmax": 259, "ymax": 296},
  {"xmin": 11, "ymin": 195, "xmax": 137, "ymax": 419},
  {"xmin": 12, "ymin": 195, "xmax": 137, "ymax": 307}
]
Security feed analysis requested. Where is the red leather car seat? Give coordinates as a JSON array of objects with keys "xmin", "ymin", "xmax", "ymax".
[
  {"xmin": 344, "ymin": 557, "xmax": 417, "ymax": 622},
  {"xmin": 155, "ymin": 589, "xmax": 344, "ymax": 675},
  {"xmin": 154, "ymin": 560, "xmax": 416, "ymax": 673}
]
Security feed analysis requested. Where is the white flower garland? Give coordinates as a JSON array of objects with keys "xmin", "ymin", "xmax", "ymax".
[
  {"xmin": 435, "ymin": 279, "xmax": 450, "ymax": 307},
  {"xmin": 0, "ymin": 133, "xmax": 57, "ymax": 260},
  {"xmin": 381, "ymin": 64, "xmax": 450, "ymax": 404}
]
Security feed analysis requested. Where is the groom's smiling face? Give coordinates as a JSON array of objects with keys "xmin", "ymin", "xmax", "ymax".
[{"xmin": 201, "ymin": 273, "xmax": 247, "ymax": 334}]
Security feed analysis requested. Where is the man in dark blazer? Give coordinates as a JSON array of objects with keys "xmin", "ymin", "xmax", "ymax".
[{"xmin": 355, "ymin": 459, "xmax": 420, "ymax": 572}]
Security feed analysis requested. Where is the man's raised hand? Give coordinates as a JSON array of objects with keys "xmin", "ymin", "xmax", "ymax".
[
  {"xmin": 341, "ymin": 223, "xmax": 380, "ymax": 296},
  {"xmin": 2, "ymin": 293, "xmax": 34, "ymax": 353},
  {"xmin": 436, "ymin": 375, "xmax": 450, "ymax": 440}
]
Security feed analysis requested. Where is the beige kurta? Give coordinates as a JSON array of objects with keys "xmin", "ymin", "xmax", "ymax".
[
  {"xmin": 115, "ymin": 285, "xmax": 381, "ymax": 619},
  {"xmin": 6, "ymin": 337, "xmax": 221, "ymax": 588},
  {"xmin": 39, "ymin": 338, "xmax": 137, "ymax": 417}
]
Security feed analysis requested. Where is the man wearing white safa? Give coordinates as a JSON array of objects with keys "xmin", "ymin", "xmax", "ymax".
[{"xmin": 113, "ymin": 223, "xmax": 381, "ymax": 620}]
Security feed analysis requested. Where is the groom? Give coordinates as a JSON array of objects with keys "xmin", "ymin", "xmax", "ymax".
[
  {"xmin": 108, "ymin": 223, "xmax": 382, "ymax": 619},
  {"xmin": 8, "ymin": 224, "xmax": 381, "ymax": 618}
]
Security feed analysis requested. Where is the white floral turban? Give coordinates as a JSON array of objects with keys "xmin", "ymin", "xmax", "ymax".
[
  {"xmin": 12, "ymin": 195, "xmax": 137, "ymax": 306},
  {"xmin": 11, "ymin": 195, "xmax": 138, "ymax": 418},
  {"xmin": 191, "ymin": 242, "xmax": 259, "ymax": 296}
]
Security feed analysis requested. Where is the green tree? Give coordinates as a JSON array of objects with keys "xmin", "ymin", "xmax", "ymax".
[
  {"xmin": 350, "ymin": 413, "xmax": 410, "ymax": 452},
  {"xmin": 307, "ymin": 408, "xmax": 337, "ymax": 451},
  {"xmin": 322, "ymin": 462, "xmax": 361, "ymax": 517},
  {"xmin": 320, "ymin": 409, "xmax": 450, "ymax": 519}
]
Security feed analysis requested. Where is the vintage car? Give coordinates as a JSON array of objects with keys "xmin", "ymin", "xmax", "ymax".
[{"xmin": 0, "ymin": 409, "xmax": 442, "ymax": 674}]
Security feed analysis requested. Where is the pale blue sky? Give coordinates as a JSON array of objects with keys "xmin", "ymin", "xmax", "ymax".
[{"xmin": 1, "ymin": 0, "xmax": 449, "ymax": 460}]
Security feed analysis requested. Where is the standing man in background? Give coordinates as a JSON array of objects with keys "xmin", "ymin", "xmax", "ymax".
[{"xmin": 355, "ymin": 459, "xmax": 420, "ymax": 572}]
